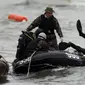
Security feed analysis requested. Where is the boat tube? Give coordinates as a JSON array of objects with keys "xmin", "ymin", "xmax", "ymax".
[{"xmin": 12, "ymin": 50, "xmax": 84, "ymax": 74}]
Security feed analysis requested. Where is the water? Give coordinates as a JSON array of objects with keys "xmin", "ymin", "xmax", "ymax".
[{"xmin": 0, "ymin": 0, "xmax": 85, "ymax": 85}]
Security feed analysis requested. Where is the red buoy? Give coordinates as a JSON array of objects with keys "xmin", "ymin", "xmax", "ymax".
[{"xmin": 8, "ymin": 14, "xmax": 28, "ymax": 22}]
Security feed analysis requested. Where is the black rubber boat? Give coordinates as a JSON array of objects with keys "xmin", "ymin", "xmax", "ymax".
[{"xmin": 12, "ymin": 50, "xmax": 85, "ymax": 74}]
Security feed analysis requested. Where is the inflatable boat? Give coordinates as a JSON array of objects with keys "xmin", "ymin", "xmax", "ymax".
[{"xmin": 12, "ymin": 50, "xmax": 85, "ymax": 74}]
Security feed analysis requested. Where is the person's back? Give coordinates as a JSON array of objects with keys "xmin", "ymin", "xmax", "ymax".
[
  {"xmin": 34, "ymin": 14, "xmax": 58, "ymax": 35},
  {"xmin": 16, "ymin": 31, "xmax": 36, "ymax": 60}
]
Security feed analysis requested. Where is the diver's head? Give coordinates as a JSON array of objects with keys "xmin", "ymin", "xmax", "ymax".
[{"xmin": 38, "ymin": 32, "xmax": 46, "ymax": 39}]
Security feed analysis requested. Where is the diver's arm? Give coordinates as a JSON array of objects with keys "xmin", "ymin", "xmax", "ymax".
[
  {"xmin": 54, "ymin": 18, "xmax": 63, "ymax": 38},
  {"xmin": 26, "ymin": 15, "xmax": 41, "ymax": 31},
  {"xmin": 54, "ymin": 18, "xmax": 63, "ymax": 42}
]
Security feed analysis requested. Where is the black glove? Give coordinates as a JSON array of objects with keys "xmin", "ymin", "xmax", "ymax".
[{"xmin": 59, "ymin": 42, "xmax": 71, "ymax": 50}]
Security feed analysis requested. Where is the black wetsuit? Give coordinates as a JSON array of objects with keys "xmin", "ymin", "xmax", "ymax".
[{"xmin": 16, "ymin": 31, "xmax": 35, "ymax": 60}]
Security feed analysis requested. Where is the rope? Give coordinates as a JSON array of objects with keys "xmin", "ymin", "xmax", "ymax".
[{"xmin": 27, "ymin": 51, "xmax": 37, "ymax": 77}]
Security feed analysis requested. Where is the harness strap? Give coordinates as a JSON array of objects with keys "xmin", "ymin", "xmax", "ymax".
[{"xmin": 24, "ymin": 32, "xmax": 36, "ymax": 40}]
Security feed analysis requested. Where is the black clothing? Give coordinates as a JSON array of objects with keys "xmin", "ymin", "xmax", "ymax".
[
  {"xmin": 26, "ymin": 38, "xmax": 49, "ymax": 51},
  {"xmin": 16, "ymin": 31, "xmax": 49, "ymax": 60},
  {"xmin": 26, "ymin": 14, "xmax": 63, "ymax": 50},
  {"xmin": 24, "ymin": 38, "xmax": 49, "ymax": 59},
  {"xmin": 59, "ymin": 42, "xmax": 71, "ymax": 50},
  {"xmin": 47, "ymin": 34, "xmax": 58, "ymax": 50},
  {"xmin": 35, "ymin": 28, "xmax": 59, "ymax": 49},
  {"xmin": 18, "ymin": 38, "xmax": 49, "ymax": 60},
  {"xmin": 16, "ymin": 31, "xmax": 35, "ymax": 60},
  {"xmin": 27, "ymin": 14, "xmax": 63, "ymax": 37}
]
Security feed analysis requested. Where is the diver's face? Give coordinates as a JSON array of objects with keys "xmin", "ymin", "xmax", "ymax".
[{"xmin": 45, "ymin": 12, "xmax": 53, "ymax": 18}]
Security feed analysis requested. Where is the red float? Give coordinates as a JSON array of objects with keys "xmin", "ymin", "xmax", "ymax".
[{"xmin": 8, "ymin": 14, "xmax": 28, "ymax": 22}]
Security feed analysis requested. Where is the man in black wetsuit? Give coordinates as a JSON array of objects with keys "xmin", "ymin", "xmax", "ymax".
[
  {"xmin": 26, "ymin": 7, "xmax": 63, "ymax": 50},
  {"xmin": 59, "ymin": 20, "xmax": 85, "ymax": 55}
]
